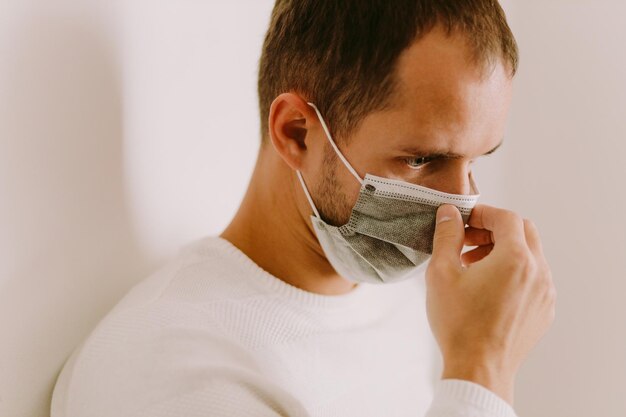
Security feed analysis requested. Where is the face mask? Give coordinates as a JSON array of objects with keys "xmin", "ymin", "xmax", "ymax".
[{"xmin": 296, "ymin": 102, "xmax": 480, "ymax": 285}]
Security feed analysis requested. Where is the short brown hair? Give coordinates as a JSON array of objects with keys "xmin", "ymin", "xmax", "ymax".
[{"xmin": 258, "ymin": 0, "xmax": 518, "ymax": 143}]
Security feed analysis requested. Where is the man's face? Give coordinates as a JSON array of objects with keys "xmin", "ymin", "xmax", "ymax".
[{"xmin": 313, "ymin": 26, "xmax": 513, "ymax": 226}]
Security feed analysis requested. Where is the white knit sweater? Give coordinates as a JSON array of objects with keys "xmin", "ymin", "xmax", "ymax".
[{"xmin": 51, "ymin": 236, "xmax": 518, "ymax": 417}]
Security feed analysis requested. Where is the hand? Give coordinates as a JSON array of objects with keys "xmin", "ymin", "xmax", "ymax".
[{"xmin": 424, "ymin": 204, "xmax": 557, "ymax": 406}]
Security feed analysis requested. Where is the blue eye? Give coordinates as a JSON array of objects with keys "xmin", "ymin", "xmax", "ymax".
[{"xmin": 405, "ymin": 156, "xmax": 433, "ymax": 169}]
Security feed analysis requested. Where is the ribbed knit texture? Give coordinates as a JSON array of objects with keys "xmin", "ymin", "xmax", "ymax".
[{"xmin": 51, "ymin": 236, "xmax": 518, "ymax": 417}]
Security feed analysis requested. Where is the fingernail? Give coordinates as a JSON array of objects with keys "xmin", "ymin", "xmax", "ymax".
[{"xmin": 437, "ymin": 205, "xmax": 454, "ymax": 224}]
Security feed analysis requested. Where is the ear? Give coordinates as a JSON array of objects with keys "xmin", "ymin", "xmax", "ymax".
[{"xmin": 268, "ymin": 92, "xmax": 316, "ymax": 171}]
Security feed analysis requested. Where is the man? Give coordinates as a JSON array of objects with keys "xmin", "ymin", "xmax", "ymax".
[{"xmin": 51, "ymin": 1, "xmax": 556, "ymax": 416}]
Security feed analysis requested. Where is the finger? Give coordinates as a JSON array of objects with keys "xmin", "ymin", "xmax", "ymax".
[
  {"xmin": 464, "ymin": 227, "xmax": 494, "ymax": 246},
  {"xmin": 523, "ymin": 218, "xmax": 545, "ymax": 260},
  {"xmin": 461, "ymin": 244, "xmax": 494, "ymax": 266},
  {"xmin": 430, "ymin": 204, "xmax": 464, "ymax": 271},
  {"xmin": 467, "ymin": 204, "xmax": 527, "ymax": 248}
]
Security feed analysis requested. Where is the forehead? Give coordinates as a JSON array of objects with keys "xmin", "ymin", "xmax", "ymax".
[{"xmin": 382, "ymin": 26, "xmax": 513, "ymax": 153}]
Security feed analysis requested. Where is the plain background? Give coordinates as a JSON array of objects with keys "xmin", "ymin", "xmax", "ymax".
[{"xmin": 1, "ymin": 1, "xmax": 624, "ymax": 416}]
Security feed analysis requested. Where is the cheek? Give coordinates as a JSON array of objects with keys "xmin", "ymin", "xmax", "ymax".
[
  {"xmin": 314, "ymin": 156, "xmax": 361, "ymax": 225},
  {"xmin": 323, "ymin": 144, "xmax": 362, "ymax": 201}
]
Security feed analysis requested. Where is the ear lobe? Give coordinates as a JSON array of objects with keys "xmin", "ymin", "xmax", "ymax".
[{"xmin": 268, "ymin": 93, "xmax": 314, "ymax": 171}]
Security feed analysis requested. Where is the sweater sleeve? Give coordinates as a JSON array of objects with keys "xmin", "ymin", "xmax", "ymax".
[
  {"xmin": 121, "ymin": 375, "xmax": 517, "ymax": 417},
  {"xmin": 58, "ymin": 301, "xmax": 518, "ymax": 417},
  {"xmin": 59, "ymin": 307, "xmax": 313, "ymax": 417},
  {"xmin": 123, "ymin": 366, "xmax": 312, "ymax": 417},
  {"xmin": 424, "ymin": 379, "xmax": 519, "ymax": 417},
  {"xmin": 62, "ymin": 336, "xmax": 520, "ymax": 417}
]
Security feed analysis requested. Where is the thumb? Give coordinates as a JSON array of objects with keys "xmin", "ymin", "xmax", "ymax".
[{"xmin": 430, "ymin": 204, "xmax": 464, "ymax": 269}]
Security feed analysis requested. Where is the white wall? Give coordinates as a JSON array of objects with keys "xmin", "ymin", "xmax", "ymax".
[
  {"xmin": 0, "ymin": 1, "xmax": 271, "ymax": 416},
  {"xmin": 121, "ymin": 0, "xmax": 272, "ymax": 258},
  {"xmin": 495, "ymin": 2, "xmax": 626, "ymax": 416},
  {"xmin": 0, "ymin": 1, "xmax": 624, "ymax": 416},
  {"xmin": 0, "ymin": 2, "xmax": 132, "ymax": 416}
]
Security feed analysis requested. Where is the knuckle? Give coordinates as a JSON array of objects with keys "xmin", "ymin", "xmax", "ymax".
[
  {"xmin": 508, "ymin": 243, "xmax": 529, "ymax": 261},
  {"xmin": 520, "ymin": 259, "xmax": 538, "ymax": 283},
  {"xmin": 509, "ymin": 247, "xmax": 534, "ymax": 273},
  {"xmin": 501, "ymin": 209, "xmax": 521, "ymax": 224},
  {"xmin": 523, "ymin": 218, "xmax": 537, "ymax": 232},
  {"xmin": 426, "ymin": 261, "xmax": 452, "ymax": 283},
  {"xmin": 540, "ymin": 280, "xmax": 557, "ymax": 305},
  {"xmin": 543, "ymin": 264, "xmax": 554, "ymax": 283},
  {"xmin": 538, "ymin": 262, "xmax": 552, "ymax": 284},
  {"xmin": 534, "ymin": 261, "xmax": 550, "ymax": 281},
  {"xmin": 541, "ymin": 269, "xmax": 555, "ymax": 294},
  {"xmin": 506, "ymin": 248, "xmax": 538, "ymax": 284}
]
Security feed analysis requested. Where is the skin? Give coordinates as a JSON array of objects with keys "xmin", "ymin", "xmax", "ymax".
[{"xmin": 221, "ymin": 25, "xmax": 556, "ymax": 406}]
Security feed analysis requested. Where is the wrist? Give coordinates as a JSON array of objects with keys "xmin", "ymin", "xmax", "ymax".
[{"xmin": 442, "ymin": 361, "xmax": 516, "ymax": 406}]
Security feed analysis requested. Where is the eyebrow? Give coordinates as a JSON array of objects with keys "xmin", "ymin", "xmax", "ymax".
[{"xmin": 399, "ymin": 139, "xmax": 504, "ymax": 159}]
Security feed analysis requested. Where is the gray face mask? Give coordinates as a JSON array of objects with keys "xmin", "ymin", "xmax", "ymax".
[{"xmin": 296, "ymin": 102, "xmax": 480, "ymax": 284}]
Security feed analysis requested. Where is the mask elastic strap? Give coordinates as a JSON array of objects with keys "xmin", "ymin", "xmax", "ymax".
[
  {"xmin": 296, "ymin": 170, "xmax": 321, "ymax": 219},
  {"xmin": 469, "ymin": 171, "xmax": 480, "ymax": 195},
  {"xmin": 307, "ymin": 102, "xmax": 364, "ymax": 185}
]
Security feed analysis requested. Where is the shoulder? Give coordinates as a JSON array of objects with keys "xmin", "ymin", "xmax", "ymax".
[
  {"xmin": 116, "ymin": 236, "xmax": 268, "ymax": 309},
  {"xmin": 73, "ymin": 235, "xmax": 274, "ymax": 358},
  {"xmin": 55, "ymin": 309, "xmax": 309, "ymax": 417},
  {"xmin": 52, "ymin": 236, "xmax": 298, "ymax": 417}
]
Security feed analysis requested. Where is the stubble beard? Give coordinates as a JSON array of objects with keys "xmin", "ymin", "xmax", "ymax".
[{"xmin": 314, "ymin": 144, "xmax": 355, "ymax": 227}]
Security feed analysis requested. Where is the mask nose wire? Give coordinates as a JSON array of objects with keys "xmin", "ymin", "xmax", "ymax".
[{"xmin": 307, "ymin": 102, "xmax": 364, "ymax": 185}]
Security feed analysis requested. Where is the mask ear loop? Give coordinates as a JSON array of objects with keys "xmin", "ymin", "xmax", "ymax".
[
  {"xmin": 296, "ymin": 170, "xmax": 321, "ymax": 219},
  {"xmin": 468, "ymin": 171, "xmax": 480, "ymax": 196},
  {"xmin": 307, "ymin": 102, "xmax": 364, "ymax": 185}
]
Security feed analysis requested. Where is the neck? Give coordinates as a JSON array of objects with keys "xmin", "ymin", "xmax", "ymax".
[{"xmin": 220, "ymin": 144, "xmax": 358, "ymax": 296}]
